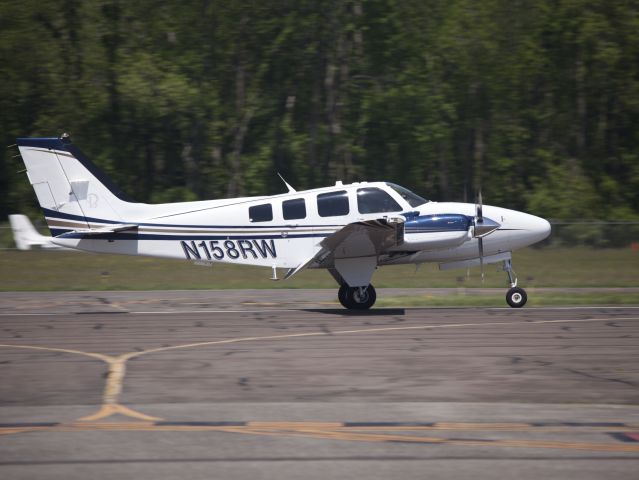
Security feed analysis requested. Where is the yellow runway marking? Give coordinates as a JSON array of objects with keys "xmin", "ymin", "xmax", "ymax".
[
  {"xmin": 0, "ymin": 344, "xmax": 161, "ymax": 422},
  {"xmin": 78, "ymin": 404, "xmax": 161, "ymax": 422},
  {"xmin": 2, "ymin": 422, "xmax": 638, "ymax": 453},
  {"xmin": 1, "ymin": 314, "xmax": 638, "ymax": 444},
  {"xmin": 242, "ymin": 428, "xmax": 639, "ymax": 453},
  {"xmin": 325, "ymin": 423, "xmax": 639, "ymax": 433}
]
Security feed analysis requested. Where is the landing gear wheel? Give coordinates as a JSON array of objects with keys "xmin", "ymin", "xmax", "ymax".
[
  {"xmin": 338, "ymin": 284, "xmax": 348, "ymax": 306},
  {"xmin": 338, "ymin": 284, "xmax": 376, "ymax": 310},
  {"xmin": 506, "ymin": 287, "xmax": 527, "ymax": 308}
]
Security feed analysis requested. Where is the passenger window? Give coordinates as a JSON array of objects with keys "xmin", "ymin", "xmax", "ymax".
[
  {"xmin": 317, "ymin": 190, "xmax": 349, "ymax": 217},
  {"xmin": 357, "ymin": 187, "xmax": 402, "ymax": 214},
  {"xmin": 283, "ymin": 198, "xmax": 306, "ymax": 220},
  {"xmin": 249, "ymin": 203, "xmax": 273, "ymax": 222}
]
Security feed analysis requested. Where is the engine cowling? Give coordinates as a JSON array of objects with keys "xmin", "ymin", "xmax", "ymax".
[{"xmin": 400, "ymin": 214, "xmax": 472, "ymax": 250}]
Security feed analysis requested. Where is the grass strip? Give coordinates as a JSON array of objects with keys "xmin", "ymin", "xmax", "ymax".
[{"xmin": 2, "ymin": 246, "xmax": 638, "ymax": 291}]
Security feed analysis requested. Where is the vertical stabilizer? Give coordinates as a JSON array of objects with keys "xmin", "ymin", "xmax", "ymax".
[{"xmin": 16, "ymin": 134, "xmax": 131, "ymax": 236}]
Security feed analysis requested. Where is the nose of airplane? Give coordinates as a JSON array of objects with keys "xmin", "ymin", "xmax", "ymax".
[
  {"xmin": 529, "ymin": 214, "xmax": 552, "ymax": 243},
  {"xmin": 509, "ymin": 211, "xmax": 551, "ymax": 249}
]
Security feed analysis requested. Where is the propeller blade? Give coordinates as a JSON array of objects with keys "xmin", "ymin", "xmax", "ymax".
[
  {"xmin": 478, "ymin": 236, "xmax": 485, "ymax": 283},
  {"xmin": 474, "ymin": 189, "xmax": 487, "ymax": 282}
]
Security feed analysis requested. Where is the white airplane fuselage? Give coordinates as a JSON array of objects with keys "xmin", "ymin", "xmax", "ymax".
[
  {"xmin": 16, "ymin": 136, "xmax": 551, "ymax": 309},
  {"xmin": 44, "ymin": 184, "xmax": 549, "ymax": 268}
]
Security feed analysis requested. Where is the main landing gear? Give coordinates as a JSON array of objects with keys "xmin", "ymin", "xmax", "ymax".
[
  {"xmin": 338, "ymin": 284, "xmax": 377, "ymax": 310},
  {"xmin": 335, "ymin": 259, "xmax": 527, "ymax": 310},
  {"xmin": 503, "ymin": 258, "xmax": 527, "ymax": 308}
]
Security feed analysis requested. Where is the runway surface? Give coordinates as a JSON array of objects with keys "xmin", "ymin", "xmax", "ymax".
[{"xmin": 1, "ymin": 291, "xmax": 638, "ymax": 479}]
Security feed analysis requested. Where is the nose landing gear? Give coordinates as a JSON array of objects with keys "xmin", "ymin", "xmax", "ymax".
[
  {"xmin": 506, "ymin": 287, "xmax": 527, "ymax": 307},
  {"xmin": 503, "ymin": 258, "xmax": 527, "ymax": 308}
]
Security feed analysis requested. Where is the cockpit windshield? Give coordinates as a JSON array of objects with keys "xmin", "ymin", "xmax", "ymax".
[{"xmin": 386, "ymin": 183, "xmax": 429, "ymax": 207}]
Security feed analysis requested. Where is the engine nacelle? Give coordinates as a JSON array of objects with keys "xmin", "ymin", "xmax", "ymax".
[{"xmin": 400, "ymin": 214, "xmax": 472, "ymax": 251}]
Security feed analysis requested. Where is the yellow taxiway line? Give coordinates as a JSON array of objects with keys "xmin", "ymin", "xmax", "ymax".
[{"xmin": 2, "ymin": 421, "xmax": 638, "ymax": 453}]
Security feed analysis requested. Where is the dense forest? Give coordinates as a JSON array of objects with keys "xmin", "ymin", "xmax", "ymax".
[{"xmin": 2, "ymin": 0, "xmax": 638, "ymax": 229}]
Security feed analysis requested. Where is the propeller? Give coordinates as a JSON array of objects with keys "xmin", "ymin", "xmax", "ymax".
[
  {"xmin": 472, "ymin": 190, "xmax": 500, "ymax": 282},
  {"xmin": 475, "ymin": 191, "xmax": 485, "ymax": 282},
  {"xmin": 476, "ymin": 191, "xmax": 483, "ymax": 222}
]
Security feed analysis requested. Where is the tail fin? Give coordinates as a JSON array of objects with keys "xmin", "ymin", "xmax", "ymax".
[
  {"xmin": 8, "ymin": 214, "xmax": 59, "ymax": 250},
  {"xmin": 16, "ymin": 134, "xmax": 132, "ymax": 235}
]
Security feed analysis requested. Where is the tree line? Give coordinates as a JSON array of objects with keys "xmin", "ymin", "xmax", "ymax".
[{"xmin": 2, "ymin": 0, "xmax": 638, "ymax": 232}]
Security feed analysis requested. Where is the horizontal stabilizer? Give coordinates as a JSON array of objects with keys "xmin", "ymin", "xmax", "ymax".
[
  {"xmin": 60, "ymin": 224, "xmax": 138, "ymax": 236},
  {"xmin": 9, "ymin": 214, "xmax": 62, "ymax": 250}
]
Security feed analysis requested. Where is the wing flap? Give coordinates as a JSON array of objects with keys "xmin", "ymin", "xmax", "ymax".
[
  {"xmin": 321, "ymin": 218, "xmax": 404, "ymax": 258},
  {"xmin": 284, "ymin": 218, "xmax": 404, "ymax": 280}
]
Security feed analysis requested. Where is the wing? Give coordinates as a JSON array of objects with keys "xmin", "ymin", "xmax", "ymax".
[{"xmin": 285, "ymin": 218, "xmax": 404, "ymax": 280}]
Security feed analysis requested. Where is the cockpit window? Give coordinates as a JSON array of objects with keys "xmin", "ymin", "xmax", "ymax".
[
  {"xmin": 386, "ymin": 183, "xmax": 428, "ymax": 207},
  {"xmin": 357, "ymin": 187, "xmax": 402, "ymax": 214}
]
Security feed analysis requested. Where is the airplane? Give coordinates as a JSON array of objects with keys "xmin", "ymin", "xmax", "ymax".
[
  {"xmin": 9, "ymin": 214, "xmax": 71, "ymax": 250},
  {"xmin": 13, "ymin": 133, "xmax": 551, "ymax": 309}
]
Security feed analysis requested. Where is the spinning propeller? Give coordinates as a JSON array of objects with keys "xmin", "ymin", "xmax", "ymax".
[
  {"xmin": 476, "ymin": 191, "xmax": 485, "ymax": 281},
  {"xmin": 472, "ymin": 190, "xmax": 500, "ymax": 281}
]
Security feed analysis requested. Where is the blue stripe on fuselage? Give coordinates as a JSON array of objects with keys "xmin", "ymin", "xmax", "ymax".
[{"xmin": 56, "ymin": 232, "xmax": 329, "ymax": 241}]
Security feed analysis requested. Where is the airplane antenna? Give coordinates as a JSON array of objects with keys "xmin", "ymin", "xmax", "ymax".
[{"xmin": 277, "ymin": 173, "xmax": 296, "ymax": 193}]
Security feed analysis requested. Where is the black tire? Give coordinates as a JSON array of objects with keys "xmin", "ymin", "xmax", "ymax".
[
  {"xmin": 506, "ymin": 287, "xmax": 527, "ymax": 308},
  {"xmin": 338, "ymin": 284, "xmax": 349, "ymax": 306},
  {"xmin": 338, "ymin": 285, "xmax": 377, "ymax": 310}
]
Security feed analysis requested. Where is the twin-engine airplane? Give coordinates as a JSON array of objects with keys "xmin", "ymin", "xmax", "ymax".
[{"xmin": 15, "ymin": 134, "xmax": 551, "ymax": 309}]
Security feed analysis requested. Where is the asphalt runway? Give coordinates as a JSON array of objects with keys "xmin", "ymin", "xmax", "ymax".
[{"xmin": 1, "ymin": 291, "xmax": 639, "ymax": 479}]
